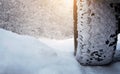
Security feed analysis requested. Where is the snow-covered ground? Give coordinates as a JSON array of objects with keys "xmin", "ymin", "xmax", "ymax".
[{"xmin": 0, "ymin": 29, "xmax": 120, "ymax": 74}]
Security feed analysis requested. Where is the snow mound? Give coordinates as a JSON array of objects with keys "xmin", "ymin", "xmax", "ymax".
[
  {"xmin": 0, "ymin": 29, "xmax": 80, "ymax": 74},
  {"xmin": 0, "ymin": 29, "xmax": 120, "ymax": 74}
]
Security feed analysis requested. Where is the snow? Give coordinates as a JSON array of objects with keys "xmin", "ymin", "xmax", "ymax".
[
  {"xmin": 117, "ymin": 34, "xmax": 120, "ymax": 50},
  {"xmin": 0, "ymin": 0, "xmax": 73, "ymax": 39},
  {"xmin": 0, "ymin": 29, "xmax": 120, "ymax": 74}
]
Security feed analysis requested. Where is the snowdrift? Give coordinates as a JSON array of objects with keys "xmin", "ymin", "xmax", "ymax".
[{"xmin": 0, "ymin": 29, "xmax": 120, "ymax": 74}]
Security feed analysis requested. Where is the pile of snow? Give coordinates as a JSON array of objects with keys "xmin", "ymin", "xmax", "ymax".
[{"xmin": 0, "ymin": 29, "xmax": 120, "ymax": 74}]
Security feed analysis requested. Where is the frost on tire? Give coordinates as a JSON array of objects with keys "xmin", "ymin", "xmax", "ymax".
[{"xmin": 76, "ymin": 0, "xmax": 118, "ymax": 66}]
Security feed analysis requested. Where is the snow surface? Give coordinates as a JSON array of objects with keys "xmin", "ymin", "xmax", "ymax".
[{"xmin": 0, "ymin": 29, "xmax": 120, "ymax": 74}]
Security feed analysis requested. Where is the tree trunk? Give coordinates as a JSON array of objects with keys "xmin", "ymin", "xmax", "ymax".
[{"xmin": 76, "ymin": 0, "xmax": 118, "ymax": 65}]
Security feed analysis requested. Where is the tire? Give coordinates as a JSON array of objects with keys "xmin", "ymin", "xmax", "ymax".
[{"xmin": 76, "ymin": 0, "xmax": 118, "ymax": 65}]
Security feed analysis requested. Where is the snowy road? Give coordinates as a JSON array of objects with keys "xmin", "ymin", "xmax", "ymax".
[{"xmin": 0, "ymin": 29, "xmax": 120, "ymax": 74}]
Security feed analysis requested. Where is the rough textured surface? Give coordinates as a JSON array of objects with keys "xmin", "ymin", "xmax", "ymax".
[
  {"xmin": 112, "ymin": 3, "xmax": 120, "ymax": 33},
  {"xmin": 0, "ymin": 0, "xmax": 73, "ymax": 39},
  {"xmin": 76, "ymin": 0, "xmax": 118, "ymax": 65}
]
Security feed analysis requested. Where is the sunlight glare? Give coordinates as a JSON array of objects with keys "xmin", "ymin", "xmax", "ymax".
[{"xmin": 65, "ymin": 0, "xmax": 73, "ymax": 6}]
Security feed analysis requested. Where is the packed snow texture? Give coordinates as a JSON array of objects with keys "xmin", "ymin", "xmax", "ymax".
[
  {"xmin": 0, "ymin": 0, "xmax": 73, "ymax": 39},
  {"xmin": 0, "ymin": 29, "xmax": 120, "ymax": 74}
]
